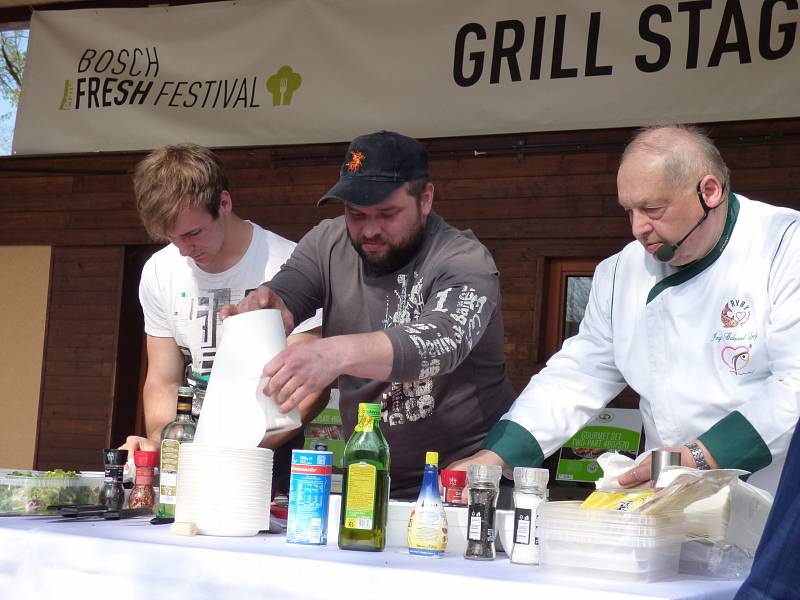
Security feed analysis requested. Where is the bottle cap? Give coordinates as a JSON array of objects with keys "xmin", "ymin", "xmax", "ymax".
[
  {"xmin": 440, "ymin": 469, "xmax": 466, "ymax": 487},
  {"xmin": 133, "ymin": 450, "xmax": 160, "ymax": 468},
  {"xmin": 513, "ymin": 466, "xmax": 549, "ymax": 490},
  {"xmin": 466, "ymin": 463, "xmax": 502, "ymax": 487},
  {"xmin": 177, "ymin": 386, "xmax": 194, "ymax": 399},
  {"xmin": 425, "ymin": 451, "xmax": 438, "ymax": 466},
  {"xmin": 103, "ymin": 448, "xmax": 128, "ymax": 466}
]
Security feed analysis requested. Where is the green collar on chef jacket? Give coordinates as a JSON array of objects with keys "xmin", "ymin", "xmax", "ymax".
[{"xmin": 646, "ymin": 192, "xmax": 739, "ymax": 305}]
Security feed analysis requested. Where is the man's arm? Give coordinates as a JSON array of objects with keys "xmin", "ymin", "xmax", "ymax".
[
  {"xmin": 263, "ymin": 331, "xmax": 393, "ymax": 411},
  {"xmin": 259, "ymin": 329, "xmax": 330, "ymax": 448},
  {"xmin": 120, "ymin": 335, "xmax": 185, "ymax": 452},
  {"xmin": 143, "ymin": 335, "xmax": 186, "ymax": 441},
  {"xmin": 478, "ymin": 256, "xmax": 626, "ymax": 472}
]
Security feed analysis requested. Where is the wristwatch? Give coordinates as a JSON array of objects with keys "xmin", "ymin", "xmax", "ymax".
[{"xmin": 684, "ymin": 442, "xmax": 711, "ymax": 470}]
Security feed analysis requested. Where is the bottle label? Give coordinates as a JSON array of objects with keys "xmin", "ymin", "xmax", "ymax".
[
  {"xmin": 467, "ymin": 504, "xmax": 486, "ymax": 541},
  {"xmin": 444, "ymin": 486, "xmax": 463, "ymax": 504},
  {"xmin": 104, "ymin": 465, "xmax": 123, "ymax": 483},
  {"xmin": 408, "ymin": 507, "xmax": 448, "ymax": 554},
  {"xmin": 513, "ymin": 508, "xmax": 532, "ymax": 545},
  {"xmin": 344, "ymin": 462, "xmax": 377, "ymax": 530},
  {"xmin": 159, "ymin": 439, "xmax": 180, "ymax": 505}
]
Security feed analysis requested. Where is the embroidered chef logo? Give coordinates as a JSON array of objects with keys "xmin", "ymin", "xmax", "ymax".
[
  {"xmin": 720, "ymin": 344, "xmax": 751, "ymax": 375},
  {"xmin": 720, "ymin": 299, "xmax": 751, "ymax": 328},
  {"xmin": 346, "ymin": 150, "xmax": 365, "ymax": 173}
]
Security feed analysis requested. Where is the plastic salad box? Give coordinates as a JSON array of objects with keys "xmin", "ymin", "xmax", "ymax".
[
  {"xmin": 0, "ymin": 469, "xmax": 104, "ymax": 515},
  {"xmin": 537, "ymin": 501, "xmax": 686, "ymax": 582}
]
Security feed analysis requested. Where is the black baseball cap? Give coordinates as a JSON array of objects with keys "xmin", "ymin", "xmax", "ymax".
[{"xmin": 318, "ymin": 130, "xmax": 429, "ymax": 207}]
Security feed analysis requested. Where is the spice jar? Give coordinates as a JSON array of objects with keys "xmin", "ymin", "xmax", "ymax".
[
  {"xmin": 99, "ymin": 448, "xmax": 127, "ymax": 511},
  {"xmin": 129, "ymin": 450, "xmax": 159, "ymax": 511},
  {"xmin": 510, "ymin": 467, "xmax": 549, "ymax": 565},
  {"xmin": 464, "ymin": 464, "xmax": 502, "ymax": 561},
  {"xmin": 440, "ymin": 469, "xmax": 467, "ymax": 506}
]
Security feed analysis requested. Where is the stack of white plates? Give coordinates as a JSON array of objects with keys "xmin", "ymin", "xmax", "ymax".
[{"xmin": 175, "ymin": 443, "xmax": 273, "ymax": 536}]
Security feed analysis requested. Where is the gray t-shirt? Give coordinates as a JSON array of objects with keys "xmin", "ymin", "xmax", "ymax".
[{"xmin": 268, "ymin": 211, "xmax": 516, "ymax": 498}]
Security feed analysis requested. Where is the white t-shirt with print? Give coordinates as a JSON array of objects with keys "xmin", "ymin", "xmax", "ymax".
[{"xmin": 139, "ymin": 222, "xmax": 321, "ymax": 378}]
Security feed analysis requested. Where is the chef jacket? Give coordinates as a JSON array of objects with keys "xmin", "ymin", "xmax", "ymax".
[{"xmin": 484, "ymin": 194, "xmax": 800, "ymax": 494}]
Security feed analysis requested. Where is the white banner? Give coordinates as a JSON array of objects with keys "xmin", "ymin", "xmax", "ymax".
[{"xmin": 13, "ymin": 0, "xmax": 800, "ymax": 154}]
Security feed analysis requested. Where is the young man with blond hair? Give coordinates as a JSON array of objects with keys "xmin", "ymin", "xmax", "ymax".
[{"xmin": 122, "ymin": 143, "xmax": 324, "ymax": 492}]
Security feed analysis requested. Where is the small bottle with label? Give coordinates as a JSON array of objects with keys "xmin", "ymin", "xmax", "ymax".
[
  {"xmin": 509, "ymin": 467, "xmax": 549, "ymax": 565},
  {"xmin": 158, "ymin": 386, "xmax": 197, "ymax": 518},
  {"xmin": 464, "ymin": 463, "xmax": 502, "ymax": 560},
  {"xmin": 99, "ymin": 448, "xmax": 127, "ymax": 511},
  {"xmin": 129, "ymin": 450, "xmax": 159, "ymax": 512},
  {"xmin": 440, "ymin": 469, "xmax": 467, "ymax": 506},
  {"xmin": 407, "ymin": 451, "xmax": 448, "ymax": 557},
  {"xmin": 338, "ymin": 402, "xmax": 390, "ymax": 552}
]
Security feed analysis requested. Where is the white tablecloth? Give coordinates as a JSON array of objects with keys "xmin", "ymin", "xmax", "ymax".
[{"xmin": 0, "ymin": 516, "xmax": 742, "ymax": 600}]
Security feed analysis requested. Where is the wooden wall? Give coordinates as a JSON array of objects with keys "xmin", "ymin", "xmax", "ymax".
[{"xmin": 1, "ymin": 118, "xmax": 799, "ymax": 471}]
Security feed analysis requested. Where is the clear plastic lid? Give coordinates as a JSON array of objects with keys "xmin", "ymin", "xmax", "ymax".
[
  {"xmin": 467, "ymin": 463, "xmax": 502, "ymax": 487},
  {"xmin": 513, "ymin": 466, "xmax": 549, "ymax": 490}
]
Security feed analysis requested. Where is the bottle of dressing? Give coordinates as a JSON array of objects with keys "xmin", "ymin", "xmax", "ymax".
[{"xmin": 407, "ymin": 451, "xmax": 448, "ymax": 557}]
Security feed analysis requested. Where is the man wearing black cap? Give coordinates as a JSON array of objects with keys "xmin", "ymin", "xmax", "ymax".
[{"xmin": 224, "ymin": 130, "xmax": 516, "ymax": 498}]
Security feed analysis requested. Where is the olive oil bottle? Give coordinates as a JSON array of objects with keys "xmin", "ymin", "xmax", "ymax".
[
  {"xmin": 158, "ymin": 386, "xmax": 197, "ymax": 518},
  {"xmin": 338, "ymin": 402, "xmax": 390, "ymax": 551}
]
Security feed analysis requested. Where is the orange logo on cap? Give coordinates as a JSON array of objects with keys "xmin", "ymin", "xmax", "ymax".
[{"xmin": 346, "ymin": 150, "xmax": 365, "ymax": 173}]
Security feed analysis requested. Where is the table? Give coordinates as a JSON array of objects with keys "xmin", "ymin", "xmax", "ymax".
[{"xmin": 0, "ymin": 516, "xmax": 743, "ymax": 600}]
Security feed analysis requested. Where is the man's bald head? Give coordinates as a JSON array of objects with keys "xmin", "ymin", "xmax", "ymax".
[{"xmin": 620, "ymin": 125, "xmax": 730, "ymax": 193}]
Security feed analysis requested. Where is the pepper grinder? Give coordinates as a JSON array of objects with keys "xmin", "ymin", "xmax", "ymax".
[{"xmin": 99, "ymin": 448, "xmax": 127, "ymax": 511}]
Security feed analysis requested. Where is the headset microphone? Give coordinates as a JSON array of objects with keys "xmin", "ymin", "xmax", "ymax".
[
  {"xmin": 653, "ymin": 181, "xmax": 715, "ymax": 263},
  {"xmin": 654, "ymin": 215, "xmax": 707, "ymax": 262}
]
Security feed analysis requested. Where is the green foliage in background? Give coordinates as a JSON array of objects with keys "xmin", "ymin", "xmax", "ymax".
[{"xmin": 1, "ymin": 29, "xmax": 27, "ymax": 105}]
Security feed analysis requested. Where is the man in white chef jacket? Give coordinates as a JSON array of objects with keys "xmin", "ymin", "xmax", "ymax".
[{"xmin": 453, "ymin": 124, "xmax": 800, "ymax": 495}]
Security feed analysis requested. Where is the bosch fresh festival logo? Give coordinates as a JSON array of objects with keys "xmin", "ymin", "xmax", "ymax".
[{"xmin": 58, "ymin": 48, "xmax": 301, "ymax": 111}]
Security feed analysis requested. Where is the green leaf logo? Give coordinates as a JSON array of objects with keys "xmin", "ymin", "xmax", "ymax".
[{"xmin": 266, "ymin": 65, "xmax": 301, "ymax": 106}]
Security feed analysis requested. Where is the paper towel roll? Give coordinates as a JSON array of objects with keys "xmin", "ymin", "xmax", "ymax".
[{"xmin": 194, "ymin": 309, "xmax": 301, "ymax": 447}]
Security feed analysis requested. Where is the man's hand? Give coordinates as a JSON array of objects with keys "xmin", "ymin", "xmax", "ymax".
[
  {"xmin": 119, "ymin": 435, "xmax": 159, "ymax": 453},
  {"xmin": 618, "ymin": 441, "xmax": 719, "ymax": 488},
  {"xmin": 219, "ymin": 284, "xmax": 295, "ymax": 334},
  {"xmin": 445, "ymin": 449, "xmax": 512, "ymax": 479},
  {"xmin": 264, "ymin": 337, "xmax": 341, "ymax": 413}
]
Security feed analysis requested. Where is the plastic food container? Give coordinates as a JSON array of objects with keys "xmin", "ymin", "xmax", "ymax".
[
  {"xmin": 537, "ymin": 501, "xmax": 686, "ymax": 582},
  {"xmin": 0, "ymin": 469, "xmax": 104, "ymax": 515}
]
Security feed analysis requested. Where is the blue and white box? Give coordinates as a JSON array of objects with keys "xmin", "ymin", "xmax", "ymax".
[{"xmin": 287, "ymin": 449, "xmax": 333, "ymax": 545}]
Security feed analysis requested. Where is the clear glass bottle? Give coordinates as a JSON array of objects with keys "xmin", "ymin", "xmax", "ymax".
[
  {"xmin": 338, "ymin": 402, "xmax": 390, "ymax": 551},
  {"xmin": 510, "ymin": 467, "xmax": 549, "ymax": 565},
  {"xmin": 407, "ymin": 451, "xmax": 448, "ymax": 557},
  {"xmin": 464, "ymin": 463, "xmax": 502, "ymax": 560},
  {"xmin": 157, "ymin": 386, "xmax": 197, "ymax": 518}
]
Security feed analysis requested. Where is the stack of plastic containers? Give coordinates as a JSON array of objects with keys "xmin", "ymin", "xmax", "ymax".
[{"xmin": 537, "ymin": 501, "xmax": 686, "ymax": 582}]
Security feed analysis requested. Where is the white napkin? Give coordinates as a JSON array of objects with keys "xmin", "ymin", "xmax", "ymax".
[
  {"xmin": 193, "ymin": 309, "xmax": 301, "ymax": 447},
  {"xmin": 594, "ymin": 452, "xmax": 637, "ymax": 490}
]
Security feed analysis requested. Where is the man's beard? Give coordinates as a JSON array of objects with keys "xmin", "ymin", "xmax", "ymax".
[{"xmin": 349, "ymin": 217, "xmax": 426, "ymax": 277}]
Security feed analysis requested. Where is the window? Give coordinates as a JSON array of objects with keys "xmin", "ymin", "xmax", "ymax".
[{"xmin": 543, "ymin": 257, "xmax": 637, "ymax": 409}]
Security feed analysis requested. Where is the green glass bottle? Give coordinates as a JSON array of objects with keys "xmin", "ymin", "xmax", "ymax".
[
  {"xmin": 338, "ymin": 402, "xmax": 390, "ymax": 551},
  {"xmin": 157, "ymin": 386, "xmax": 197, "ymax": 518}
]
